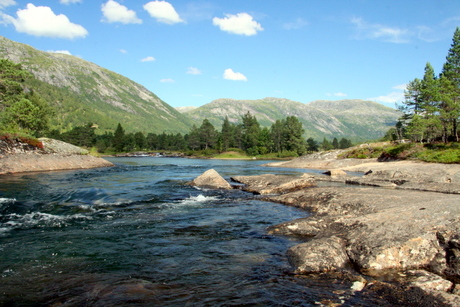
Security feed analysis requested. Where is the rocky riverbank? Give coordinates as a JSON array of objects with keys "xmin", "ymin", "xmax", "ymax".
[
  {"xmin": 191, "ymin": 150, "xmax": 460, "ymax": 305},
  {"xmin": 0, "ymin": 137, "xmax": 113, "ymax": 175}
]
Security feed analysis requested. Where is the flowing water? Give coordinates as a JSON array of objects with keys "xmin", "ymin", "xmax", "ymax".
[{"xmin": 0, "ymin": 157, "xmax": 391, "ymax": 306}]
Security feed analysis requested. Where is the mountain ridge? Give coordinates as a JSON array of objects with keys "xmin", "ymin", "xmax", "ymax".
[
  {"xmin": 0, "ymin": 35, "xmax": 194, "ymax": 134},
  {"xmin": 1, "ymin": 35, "xmax": 401, "ymax": 141},
  {"xmin": 184, "ymin": 97, "xmax": 400, "ymax": 141}
]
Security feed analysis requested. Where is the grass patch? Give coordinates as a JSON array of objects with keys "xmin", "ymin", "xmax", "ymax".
[
  {"xmin": 213, "ymin": 151, "xmax": 250, "ymax": 159},
  {"xmin": 415, "ymin": 145, "xmax": 460, "ymax": 163},
  {"xmin": 339, "ymin": 141, "xmax": 460, "ymax": 163},
  {"xmin": 338, "ymin": 146, "xmax": 386, "ymax": 159}
]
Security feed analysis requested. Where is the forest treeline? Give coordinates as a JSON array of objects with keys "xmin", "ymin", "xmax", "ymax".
[{"xmin": 49, "ymin": 114, "xmax": 353, "ymax": 156}]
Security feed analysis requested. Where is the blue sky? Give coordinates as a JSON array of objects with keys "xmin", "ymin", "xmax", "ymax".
[{"xmin": 0, "ymin": 0, "xmax": 459, "ymax": 108}]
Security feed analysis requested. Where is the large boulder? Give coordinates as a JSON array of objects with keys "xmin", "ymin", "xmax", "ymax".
[
  {"xmin": 189, "ymin": 169, "xmax": 232, "ymax": 190},
  {"xmin": 231, "ymin": 173, "xmax": 316, "ymax": 194}
]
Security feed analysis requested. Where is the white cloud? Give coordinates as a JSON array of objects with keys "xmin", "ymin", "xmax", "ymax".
[
  {"xmin": 141, "ymin": 56, "xmax": 155, "ymax": 62},
  {"xmin": 213, "ymin": 12, "xmax": 263, "ymax": 36},
  {"xmin": 283, "ymin": 18, "xmax": 308, "ymax": 30},
  {"xmin": 0, "ymin": 0, "xmax": 16, "ymax": 9},
  {"xmin": 368, "ymin": 84, "xmax": 406, "ymax": 105},
  {"xmin": 327, "ymin": 92, "xmax": 347, "ymax": 97},
  {"xmin": 223, "ymin": 68, "xmax": 247, "ymax": 81},
  {"xmin": 187, "ymin": 67, "xmax": 201, "ymax": 75},
  {"xmin": 101, "ymin": 0, "xmax": 142, "ymax": 24},
  {"xmin": 351, "ymin": 17, "xmax": 410, "ymax": 43},
  {"xmin": 393, "ymin": 84, "xmax": 407, "ymax": 91},
  {"xmin": 2, "ymin": 4, "xmax": 88, "ymax": 39},
  {"xmin": 60, "ymin": 0, "xmax": 82, "ymax": 4},
  {"xmin": 160, "ymin": 78, "xmax": 175, "ymax": 83},
  {"xmin": 47, "ymin": 50, "xmax": 72, "ymax": 55},
  {"xmin": 143, "ymin": 1, "xmax": 184, "ymax": 25},
  {"xmin": 120, "ymin": 49, "xmax": 127, "ymax": 54}
]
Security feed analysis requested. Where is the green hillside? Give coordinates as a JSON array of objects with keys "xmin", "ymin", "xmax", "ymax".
[{"xmin": 0, "ymin": 36, "xmax": 195, "ymax": 134}]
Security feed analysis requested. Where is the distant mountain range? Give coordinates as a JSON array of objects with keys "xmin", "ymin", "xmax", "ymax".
[
  {"xmin": 179, "ymin": 97, "xmax": 400, "ymax": 141},
  {"xmin": 1, "ymin": 35, "xmax": 401, "ymax": 141}
]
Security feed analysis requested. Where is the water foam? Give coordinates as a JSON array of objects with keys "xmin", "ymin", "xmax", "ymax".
[
  {"xmin": 180, "ymin": 194, "xmax": 219, "ymax": 205},
  {"xmin": 0, "ymin": 198, "xmax": 16, "ymax": 204},
  {"xmin": 1, "ymin": 212, "xmax": 92, "ymax": 232}
]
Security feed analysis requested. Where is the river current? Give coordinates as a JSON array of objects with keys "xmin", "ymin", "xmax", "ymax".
[{"xmin": 0, "ymin": 157, "xmax": 389, "ymax": 306}]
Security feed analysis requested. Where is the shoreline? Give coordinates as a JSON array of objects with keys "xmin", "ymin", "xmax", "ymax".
[
  {"xmin": 0, "ymin": 138, "xmax": 113, "ymax": 176},
  {"xmin": 0, "ymin": 153, "xmax": 114, "ymax": 176}
]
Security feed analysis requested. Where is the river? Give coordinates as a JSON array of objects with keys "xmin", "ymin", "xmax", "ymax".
[{"xmin": 0, "ymin": 157, "xmax": 390, "ymax": 306}]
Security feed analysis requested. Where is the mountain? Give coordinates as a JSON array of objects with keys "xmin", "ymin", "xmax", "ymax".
[
  {"xmin": 184, "ymin": 97, "xmax": 401, "ymax": 141},
  {"xmin": 0, "ymin": 36, "xmax": 195, "ymax": 134}
]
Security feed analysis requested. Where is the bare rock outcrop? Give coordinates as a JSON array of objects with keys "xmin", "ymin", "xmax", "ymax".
[
  {"xmin": 231, "ymin": 173, "xmax": 316, "ymax": 194},
  {"xmin": 189, "ymin": 169, "xmax": 232, "ymax": 190},
  {"xmin": 0, "ymin": 138, "xmax": 113, "ymax": 175}
]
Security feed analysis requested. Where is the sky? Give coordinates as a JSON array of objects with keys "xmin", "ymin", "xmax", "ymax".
[{"xmin": 0, "ymin": 1, "xmax": 459, "ymax": 109}]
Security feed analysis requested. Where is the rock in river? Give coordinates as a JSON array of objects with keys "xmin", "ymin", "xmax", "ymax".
[
  {"xmin": 231, "ymin": 173, "xmax": 316, "ymax": 194},
  {"xmin": 189, "ymin": 169, "xmax": 232, "ymax": 190}
]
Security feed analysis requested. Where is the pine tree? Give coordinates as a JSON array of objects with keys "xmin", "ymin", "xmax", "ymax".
[
  {"xmin": 241, "ymin": 111, "xmax": 260, "ymax": 154},
  {"xmin": 198, "ymin": 119, "xmax": 218, "ymax": 149},
  {"xmin": 283, "ymin": 116, "xmax": 305, "ymax": 155},
  {"xmin": 221, "ymin": 116, "xmax": 234, "ymax": 151},
  {"xmin": 441, "ymin": 27, "xmax": 460, "ymax": 141},
  {"xmin": 113, "ymin": 123, "xmax": 125, "ymax": 152}
]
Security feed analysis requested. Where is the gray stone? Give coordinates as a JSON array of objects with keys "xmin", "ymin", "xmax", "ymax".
[
  {"xmin": 189, "ymin": 169, "xmax": 232, "ymax": 190},
  {"xmin": 287, "ymin": 236, "xmax": 350, "ymax": 274},
  {"xmin": 231, "ymin": 173, "xmax": 315, "ymax": 194}
]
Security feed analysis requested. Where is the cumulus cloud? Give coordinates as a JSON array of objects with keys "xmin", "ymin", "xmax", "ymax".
[
  {"xmin": 143, "ymin": 1, "xmax": 184, "ymax": 25},
  {"xmin": 2, "ymin": 4, "xmax": 88, "ymax": 39},
  {"xmin": 0, "ymin": 0, "xmax": 16, "ymax": 9},
  {"xmin": 160, "ymin": 78, "xmax": 175, "ymax": 83},
  {"xmin": 351, "ymin": 17, "xmax": 410, "ymax": 43},
  {"xmin": 213, "ymin": 12, "xmax": 263, "ymax": 36},
  {"xmin": 187, "ymin": 67, "xmax": 201, "ymax": 75},
  {"xmin": 101, "ymin": 0, "xmax": 142, "ymax": 24},
  {"xmin": 368, "ymin": 84, "xmax": 406, "ymax": 105},
  {"xmin": 60, "ymin": 0, "xmax": 82, "ymax": 4},
  {"xmin": 141, "ymin": 56, "xmax": 155, "ymax": 62},
  {"xmin": 283, "ymin": 18, "xmax": 308, "ymax": 30},
  {"xmin": 47, "ymin": 50, "xmax": 72, "ymax": 55},
  {"xmin": 223, "ymin": 68, "xmax": 247, "ymax": 81}
]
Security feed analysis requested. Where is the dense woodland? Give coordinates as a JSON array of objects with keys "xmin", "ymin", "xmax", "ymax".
[{"xmin": 48, "ymin": 116, "xmax": 353, "ymax": 156}]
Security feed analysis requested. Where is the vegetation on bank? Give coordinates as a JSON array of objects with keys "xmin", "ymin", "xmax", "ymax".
[
  {"xmin": 339, "ymin": 142, "xmax": 460, "ymax": 164},
  {"xmin": 387, "ymin": 27, "xmax": 460, "ymax": 144}
]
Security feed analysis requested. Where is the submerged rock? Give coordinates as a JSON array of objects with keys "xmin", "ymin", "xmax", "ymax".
[{"xmin": 189, "ymin": 169, "xmax": 232, "ymax": 190}]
